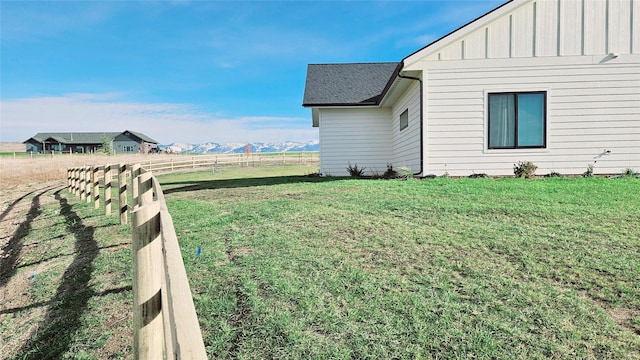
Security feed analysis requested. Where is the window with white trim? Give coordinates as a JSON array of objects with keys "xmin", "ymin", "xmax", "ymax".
[
  {"xmin": 400, "ymin": 109, "xmax": 409, "ymax": 131},
  {"xmin": 488, "ymin": 92, "xmax": 546, "ymax": 149}
]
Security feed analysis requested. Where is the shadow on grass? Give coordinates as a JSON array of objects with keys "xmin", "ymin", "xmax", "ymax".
[
  {"xmin": 12, "ymin": 189, "xmax": 100, "ymax": 360},
  {"xmin": 162, "ymin": 175, "xmax": 344, "ymax": 194},
  {"xmin": 0, "ymin": 186, "xmax": 55, "ymax": 288}
]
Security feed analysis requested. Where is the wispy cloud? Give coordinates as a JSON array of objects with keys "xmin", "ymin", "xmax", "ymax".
[{"xmin": 1, "ymin": 93, "xmax": 317, "ymax": 144}]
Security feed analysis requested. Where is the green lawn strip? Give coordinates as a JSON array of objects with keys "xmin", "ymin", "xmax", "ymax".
[{"xmin": 160, "ymin": 173, "xmax": 640, "ymax": 359}]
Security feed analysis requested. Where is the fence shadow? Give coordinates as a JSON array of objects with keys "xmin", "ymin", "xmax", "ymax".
[
  {"xmin": 0, "ymin": 187, "xmax": 55, "ymax": 288},
  {"xmin": 13, "ymin": 189, "xmax": 100, "ymax": 359},
  {"xmin": 162, "ymin": 175, "xmax": 343, "ymax": 194}
]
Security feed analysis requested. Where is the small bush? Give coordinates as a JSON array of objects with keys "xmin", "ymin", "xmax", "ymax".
[
  {"xmin": 545, "ymin": 171, "xmax": 563, "ymax": 178},
  {"xmin": 383, "ymin": 164, "xmax": 398, "ymax": 179},
  {"xmin": 346, "ymin": 162, "xmax": 366, "ymax": 177},
  {"xmin": 469, "ymin": 173, "xmax": 489, "ymax": 179},
  {"xmin": 398, "ymin": 166, "xmax": 413, "ymax": 180},
  {"xmin": 582, "ymin": 162, "xmax": 595, "ymax": 178},
  {"xmin": 513, "ymin": 161, "xmax": 537, "ymax": 178},
  {"xmin": 610, "ymin": 168, "xmax": 640, "ymax": 179},
  {"xmin": 621, "ymin": 168, "xmax": 639, "ymax": 178}
]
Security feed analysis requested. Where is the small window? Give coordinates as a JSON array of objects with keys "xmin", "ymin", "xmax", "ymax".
[
  {"xmin": 488, "ymin": 92, "xmax": 546, "ymax": 149},
  {"xmin": 400, "ymin": 109, "xmax": 409, "ymax": 131}
]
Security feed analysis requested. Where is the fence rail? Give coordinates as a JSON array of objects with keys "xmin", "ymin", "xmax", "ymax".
[{"xmin": 65, "ymin": 152, "xmax": 317, "ymax": 358}]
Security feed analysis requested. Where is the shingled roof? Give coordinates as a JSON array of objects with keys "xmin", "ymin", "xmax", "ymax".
[
  {"xmin": 25, "ymin": 130, "xmax": 158, "ymax": 145},
  {"xmin": 303, "ymin": 62, "xmax": 401, "ymax": 107}
]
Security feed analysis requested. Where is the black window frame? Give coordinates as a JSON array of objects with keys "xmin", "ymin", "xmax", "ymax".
[
  {"xmin": 400, "ymin": 108, "xmax": 409, "ymax": 131},
  {"xmin": 487, "ymin": 91, "xmax": 547, "ymax": 149}
]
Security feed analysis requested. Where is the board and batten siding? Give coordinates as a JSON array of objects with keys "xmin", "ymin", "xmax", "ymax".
[
  {"xmin": 424, "ymin": 55, "xmax": 640, "ymax": 176},
  {"xmin": 318, "ymin": 108, "xmax": 392, "ymax": 176},
  {"xmin": 401, "ymin": 0, "xmax": 640, "ymax": 176},
  {"xmin": 391, "ymin": 81, "xmax": 422, "ymax": 174},
  {"xmin": 422, "ymin": 0, "xmax": 640, "ymax": 62}
]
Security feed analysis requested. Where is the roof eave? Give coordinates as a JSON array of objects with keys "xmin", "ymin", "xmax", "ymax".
[{"xmin": 303, "ymin": 102, "xmax": 381, "ymax": 108}]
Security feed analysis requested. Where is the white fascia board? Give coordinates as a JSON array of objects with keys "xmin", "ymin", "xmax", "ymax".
[{"xmin": 403, "ymin": 0, "xmax": 531, "ymax": 70}]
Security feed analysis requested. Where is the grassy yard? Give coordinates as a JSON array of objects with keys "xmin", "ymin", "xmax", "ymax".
[
  {"xmin": 2, "ymin": 165, "xmax": 638, "ymax": 359},
  {"xmin": 156, "ymin": 168, "xmax": 640, "ymax": 359}
]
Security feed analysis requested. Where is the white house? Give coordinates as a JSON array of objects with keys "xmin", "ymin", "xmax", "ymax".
[{"xmin": 303, "ymin": 0, "xmax": 640, "ymax": 177}]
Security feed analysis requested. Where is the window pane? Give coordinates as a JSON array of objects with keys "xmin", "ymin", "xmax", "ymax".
[
  {"xmin": 517, "ymin": 93, "xmax": 545, "ymax": 147},
  {"xmin": 489, "ymin": 94, "xmax": 515, "ymax": 148},
  {"xmin": 400, "ymin": 109, "xmax": 409, "ymax": 131}
]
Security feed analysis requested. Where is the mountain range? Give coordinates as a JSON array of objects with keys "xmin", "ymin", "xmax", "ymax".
[{"xmin": 159, "ymin": 140, "xmax": 319, "ymax": 154}]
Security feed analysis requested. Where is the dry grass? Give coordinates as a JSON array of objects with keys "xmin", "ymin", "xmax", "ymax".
[{"xmin": 0, "ymin": 154, "xmax": 181, "ymax": 187}]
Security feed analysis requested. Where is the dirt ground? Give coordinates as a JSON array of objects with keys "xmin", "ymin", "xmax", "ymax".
[
  {"xmin": 0, "ymin": 155, "xmax": 143, "ymax": 358},
  {"xmin": 0, "ymin": 181, "xmax": 65, "ymax": 358}
]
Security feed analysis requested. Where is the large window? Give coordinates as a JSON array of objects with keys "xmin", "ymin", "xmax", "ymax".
[
  {"xmin": 400, "ymin": 109, "xmax": 409, "ymax": 131},
  {"xmin": 488, "ymin": 91, "xmax": 546, "ymax": 149}
]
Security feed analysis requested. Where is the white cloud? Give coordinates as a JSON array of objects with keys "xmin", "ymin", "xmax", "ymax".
[{"xmin": 0, "ymin": 93, "xmax": 317, "ymax": 144}]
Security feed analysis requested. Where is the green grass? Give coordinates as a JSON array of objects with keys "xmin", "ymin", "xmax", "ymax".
[
  {"xmin": 158, "ymin": 170, "xmax": 640, "ymax": 359},
  {"xmin": 3, "ymin": 166, "xmax": 637, "ymax": 359}
]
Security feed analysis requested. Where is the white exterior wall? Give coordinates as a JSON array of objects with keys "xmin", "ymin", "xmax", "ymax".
[
  {"xmin": 318, "ymin": 107, "xmax": 392, "ymax": 176},
  {"xmin": 424, "ymin": 55, "xmax": 639, "ymax": 176},
  {"xmin": 391, "ymin": 81, "xmax": 422, "ymax": 174},
  {"xmin": 423, "ymin": 0, "xmax": 640, "ymax": 61},
  {"xmin": 404, "ymin": 0, "xmax": 640, "ymax": 176}
]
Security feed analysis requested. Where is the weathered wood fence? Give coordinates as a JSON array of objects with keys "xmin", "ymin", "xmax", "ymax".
[
  {"xmin": 65, "ymin": 152, "xmax": 317, "ymax": 358},
  {"xmin": 143, "ymin": 152, "xmax": 317, "ymax": 172},
  {"xmin": 67, "ymin": 163, "xmax": 208, "ymax": 359}
]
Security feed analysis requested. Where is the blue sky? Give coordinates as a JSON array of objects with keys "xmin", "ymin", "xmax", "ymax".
[{"xmin": 1, "ymin": 0, "xmax": 505, "ymax": 145}]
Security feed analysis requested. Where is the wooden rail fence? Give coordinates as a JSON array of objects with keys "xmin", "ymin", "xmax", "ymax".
[
  {"xmin": 67, "ymin": 163, "xmax": 210, "ymax": 358},
  {"xmin": 65, "ymin": 152, "xmax": 317, "ymax": 358}
]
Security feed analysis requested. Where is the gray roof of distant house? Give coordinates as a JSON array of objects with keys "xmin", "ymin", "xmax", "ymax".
[
  {"xmin": 302, "ymin": 62, "xmax": 401, "ymax": 106},
  {"xmin": 24, "ymin": 130, "xmax": 158, "ymax": 145}
]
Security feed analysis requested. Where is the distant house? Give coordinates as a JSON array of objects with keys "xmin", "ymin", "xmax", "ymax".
[
  {"xmin": 303, "ymin": 0, "xmax": 640, "ymax": 177},
  {"xmin": 23, "ymin": 130, "xmax": 159, "ymax": 154}
]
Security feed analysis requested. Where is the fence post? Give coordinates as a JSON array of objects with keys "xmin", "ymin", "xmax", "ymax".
[
  {"xmin": 86, "ymin": 167, "xmax": 92, "ymax": 204},
  {"xmin": 131, "ymin": 164, "xmax": 141, "ymax": 208},
  {"xmin": 93, "ymin": 166, "xmax": 100, "ymax": 209},
  {"xmin": 76, "ymin": 168, "xmax": 81, "ymax": 199},
  {"xmin": 67, "ymin": 169, "xmax": 72, "ymax": 191},
  {"xmin": 119, "ymin": 163, "xmax": 128, "ymax": 225},
  {"xmin": 80, "ymin": 167, "xmax": 87, "ymax": 201},
  {"xmin": 131, "ymin": 201, "xmax": 164, "ymax": 360},
  {"xmin": 69, "ymin": 168, "xmax": 75, "ymax": 194},
  {"xmin": 105, "ymin": 165, "xmax": 112, "ymax": 216},
  {"xmin": 139, "ymin": 171, "xmax": 154, "ymax": 206}
]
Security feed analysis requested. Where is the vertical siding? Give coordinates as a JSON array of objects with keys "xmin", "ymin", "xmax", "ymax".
[
  {"xmin": 634, "ymin": 0, "xmax": 640, "ymax": 53},
  {"xmin": 488, "ymin": 16, "xmax": 511, "ymax": 58},
  {"xmin": 431, "ymin": 0, "xmax": 637, "ymax": 60},
  {"xmin": 609, "ymin": 0, "xmax": 632, "ymax": 54},
  {"xmin": 535, "ymin": 0, "xmax": 559, "ymax": 56},
  {"xmin": 391, "ymin": 81, "xmax": 422, "ymax": 174},
  {"xmin": 511, "ymin": 3, "xmax": 535, "ymax": 57},
  {"xmin": 464, "ymin": 28, "xmax": 487, "ymax": 59},
  {"xmin": 424, "ymin": 56, "xmax": 640, "ymax": 176},
  {"xmin": 583, "ymin": 0, "xmax": 607, "ymax": 55},
  {"xmin": 318, "ymin": 108, "xmax": 392, "ymax": 176},
  {"xmin": 559, "ymin": 0, "xmax": 583, "ymax": 56}
]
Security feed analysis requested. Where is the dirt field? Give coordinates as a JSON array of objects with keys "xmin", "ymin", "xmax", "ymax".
[
  {"xmin": 0, "ymin": 153, "xmax": 182, "ymax": 187},
  {"xmin": 0, "ymin": 154, "xmax": 164, "ymax": 358}
]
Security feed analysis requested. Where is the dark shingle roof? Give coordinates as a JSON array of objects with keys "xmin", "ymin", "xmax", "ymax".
[
  {"xmin": 303, "ymin": 62, "xmax": 400, "ymax": 106},
  {"xmin": 25, "ymin": 131, "xmax": 158, "ymax": 145}
]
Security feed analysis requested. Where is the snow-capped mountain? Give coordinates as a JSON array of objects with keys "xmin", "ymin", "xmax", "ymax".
[{"xmin": 159, "ymin": 140, "xmax": 319, "ymax": 154}]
